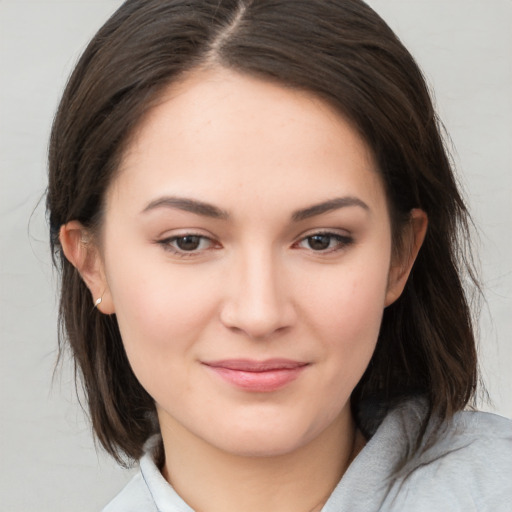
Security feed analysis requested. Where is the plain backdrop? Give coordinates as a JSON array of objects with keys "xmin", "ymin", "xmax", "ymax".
[{"xmin": 1, "ymin": 1, "xmax": 511, "ymax": 511}]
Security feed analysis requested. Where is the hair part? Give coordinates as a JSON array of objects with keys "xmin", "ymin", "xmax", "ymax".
[{"xmin": 48, "ymin": 0, "xmax": 479, "ymax": 464}]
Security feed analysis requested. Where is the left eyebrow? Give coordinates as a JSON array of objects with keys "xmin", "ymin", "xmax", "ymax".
[{"xmin": 291, "ymin": 197, "xmax": 369, "ymax": 222}]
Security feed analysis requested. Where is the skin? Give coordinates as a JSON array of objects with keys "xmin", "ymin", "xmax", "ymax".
[{"xmin": 61, "ymin": 68, "xmax": 427, "ymax": 512}]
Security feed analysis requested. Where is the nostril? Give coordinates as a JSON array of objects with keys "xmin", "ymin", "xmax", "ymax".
[
  {"xmin": 219, "ymin": 255, "xmax": 296, "ymax": 339},
  {"xmin": 219, "ymin": 295, "xmax": 295, "ymax": 340}
]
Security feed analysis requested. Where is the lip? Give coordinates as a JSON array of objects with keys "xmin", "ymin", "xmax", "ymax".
[{"xmin": 202, "ymin": 359, "xmax": 309, "ymax": 392}]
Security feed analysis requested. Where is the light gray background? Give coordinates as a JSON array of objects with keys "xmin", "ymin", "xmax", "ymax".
[{"xmin": 1, "ymin": 1, "xmax": 511, "ymax": 511}]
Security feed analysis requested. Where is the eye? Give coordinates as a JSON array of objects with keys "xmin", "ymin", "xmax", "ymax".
[
  {"xmin": 158, "ymin": 234, "xmax": 216, "ymax": 255},
  {"xmin": 296, "ymin": 232, "xmax": 353, "ymax": 252},
  {"xmin": 174, "ymin": 235, "xmax": 205, "ymax": 251}
]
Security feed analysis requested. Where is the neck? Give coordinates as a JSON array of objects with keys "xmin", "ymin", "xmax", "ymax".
[{"xmin": 159, "ymin": 409, "xmax": 365, "ymax": 512}]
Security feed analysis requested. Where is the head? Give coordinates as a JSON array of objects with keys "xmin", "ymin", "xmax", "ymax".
[{"xmin": 48, "ymin": 0, "xmax": 478, "ymax": 463}]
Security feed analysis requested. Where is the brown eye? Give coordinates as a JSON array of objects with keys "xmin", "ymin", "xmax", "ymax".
[
  {"xmin": 158, "ymin": 234, "xmax": 215, "ymax": 255},
  {"xmin": 307, "ymin": 234, "xmax": 332, "ymax": 251},
  {"xmin": 176, "ymin": 235, "xmax": 202, "ymax": 251},
  {"xmin": 297, "ymin": 232, "xmax": 353, "ymax": 253}
]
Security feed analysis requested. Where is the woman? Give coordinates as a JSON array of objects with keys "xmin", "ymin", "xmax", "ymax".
[{"xmin": 47, "ymin": 1, "xmax": 511, "ymax": 510}]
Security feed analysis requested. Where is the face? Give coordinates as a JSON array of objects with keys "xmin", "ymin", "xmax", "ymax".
[{"xmin": 91, "ymin": 68, "xmax": 409, "ymax": 457}]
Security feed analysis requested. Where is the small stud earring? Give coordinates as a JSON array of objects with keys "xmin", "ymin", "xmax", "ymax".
[{"xmin": 94, "ymin": 297, "xmax": 103, "ymax": 308}]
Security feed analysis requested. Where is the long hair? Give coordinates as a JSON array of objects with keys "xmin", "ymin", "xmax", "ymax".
[{"xmin": 48, "ymin": 0, "xmax": 478, "ymax": 464}]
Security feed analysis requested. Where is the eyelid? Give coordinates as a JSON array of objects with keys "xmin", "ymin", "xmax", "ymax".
[
  {"xmin": 296, "ymin": 227, "xmax": 351, "ymax": 238},
  {"xmin": 293, "ymin": 229, "xmax": 354, "ymax": 253},
  {"xmin": 154, "ymin": 228, "xmax": 353, "ymax": 257},
  {"xmin": 293, "ymin": 227, "xmax": 352, "ymax": 244},
  {"xmin": 156, "ymin": 231, "xmax": 221, "ymax": 257}
]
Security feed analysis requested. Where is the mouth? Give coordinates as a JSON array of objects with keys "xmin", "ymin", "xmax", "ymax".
[{"xmin": 201, "ymin": 359, "xmax": 310, "ymax": 392}]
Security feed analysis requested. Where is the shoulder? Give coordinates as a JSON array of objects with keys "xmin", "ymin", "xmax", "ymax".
[
  {"xmin": 392, "ymin": 408, "xmax": 512, "ymax": 511},
  {"xmin": 415, "ymin": 408, "xmax": 512, "ymax": 473},
  {"xmin": 317, "ymin": 400, "xmax": 511, "ymax": 512}
]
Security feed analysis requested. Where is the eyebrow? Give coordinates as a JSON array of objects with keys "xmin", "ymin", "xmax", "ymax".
[
  {"xmin": 291, "ymin": 197, "xmax": 369, "ymax": 222},
  {"xmin": 142, "ymin": 196, "xmax": 229, "ymax": 219},
  {"xmin": 141, "ymin": 195, "xmax": 369, "ymax": 221}
]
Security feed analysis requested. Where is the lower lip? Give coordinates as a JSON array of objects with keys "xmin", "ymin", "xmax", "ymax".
[{"xmin": 204, "ymin": 365, "xmax": 307, "ymax": 392}]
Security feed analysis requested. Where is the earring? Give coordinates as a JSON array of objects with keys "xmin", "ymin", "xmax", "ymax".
[{"xmin": 94, "ymin": 297, "xmax": 103, "ymax": 308}]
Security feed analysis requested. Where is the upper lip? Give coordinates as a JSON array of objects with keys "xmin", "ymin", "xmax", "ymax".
[{"xmin": 202, "ymin": 359, "xmax": 309, "ymax": 372}]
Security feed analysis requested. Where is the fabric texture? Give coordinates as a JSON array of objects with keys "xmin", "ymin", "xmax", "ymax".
[{"xmin": 102, "ymin": 398, "xmax": 512, "ymax": 512}]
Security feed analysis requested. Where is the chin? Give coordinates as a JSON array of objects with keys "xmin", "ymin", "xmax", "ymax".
[
  {"xmin": 203, "ymin": 422, "xmax": 321, "ymax": 458},
  {"xmin": 218, "ymin": 438, "xmax": 305, "ymax": 458}
]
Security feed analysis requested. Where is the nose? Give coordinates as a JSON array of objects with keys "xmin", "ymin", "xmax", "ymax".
[{"xmin": 220, "ymin": 249, "xmax": 296, "ymax": 340}]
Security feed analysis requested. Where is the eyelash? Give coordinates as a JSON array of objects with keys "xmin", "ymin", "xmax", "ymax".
[
  {"xmin": 157, "ymin": 233, "xmax": 217, "ymax": 258},
  {"xmin": 157, "ymin": 231, "xmax": 353, "ymax": 257},
  {"xmin": 294, "ymin": 232, "xmax": 354, "ymax": 253}
]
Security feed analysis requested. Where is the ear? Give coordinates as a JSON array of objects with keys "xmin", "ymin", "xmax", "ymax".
[
  {"xmin": 385, "ymin": 209, "xmax": 428, "ymax": 307},
  {"xmin": 59, "ymin": 221, "xmax": 115, "ymax": 314}
]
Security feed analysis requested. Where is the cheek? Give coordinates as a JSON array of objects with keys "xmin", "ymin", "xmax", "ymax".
[
  {"xmin": 304, "ymin": 258, "xmax": 390, "ymax": 340},
  {"xmin": 104, "ymin": 247, "xmax": 220, "ymax": 376},
  {"xmin": 298, "ymin": 254, "xmax": 391, "ymax": 392}
]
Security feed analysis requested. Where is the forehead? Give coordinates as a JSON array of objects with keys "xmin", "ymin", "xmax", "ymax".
[{"xmin": 109, "ymin": 67, "xmax": 386, "ymax": 218}]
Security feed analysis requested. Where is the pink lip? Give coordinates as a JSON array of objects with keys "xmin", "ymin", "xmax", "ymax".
[{"xmin": 202, "ymin": 359, "xmax": 309, "ymax": 392}]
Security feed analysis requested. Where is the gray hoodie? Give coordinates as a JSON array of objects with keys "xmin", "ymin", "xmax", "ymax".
[{"xmin": 103, "ymin": 399, "xmax": 512, "ymax": 511}]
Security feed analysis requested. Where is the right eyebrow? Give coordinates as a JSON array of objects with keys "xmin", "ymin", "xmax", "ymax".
[{"xmin": 141, "ymin": 196, "xmax": 229, "ymax": 220}]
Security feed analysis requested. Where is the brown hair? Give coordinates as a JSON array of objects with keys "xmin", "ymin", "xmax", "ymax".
[{"xmin": 48, "ymin": 0, "xmax": 478, "ymax": 464}]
